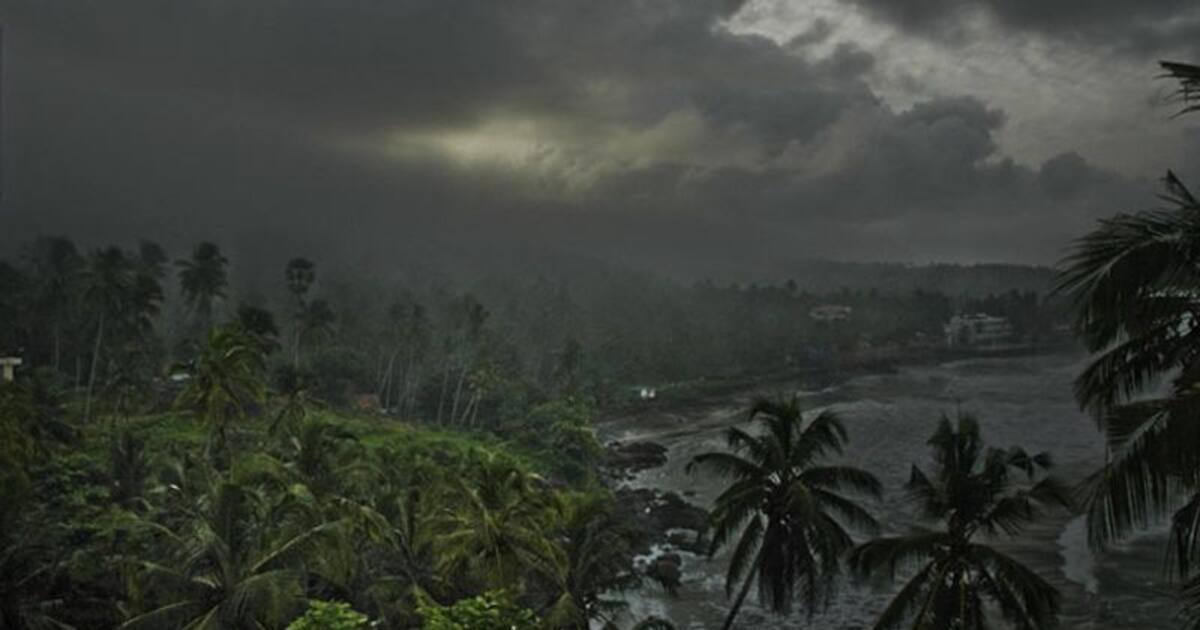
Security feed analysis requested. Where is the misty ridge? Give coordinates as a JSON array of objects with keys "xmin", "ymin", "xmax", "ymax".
[{"xmin": 3, "ymin": 1, "xmax": 1200, "ymax": 630}]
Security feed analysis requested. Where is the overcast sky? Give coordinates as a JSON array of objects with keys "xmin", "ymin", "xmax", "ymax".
[{"xmin": 2, "ymin": 0, "xmax": 1198, "ymax": 275}]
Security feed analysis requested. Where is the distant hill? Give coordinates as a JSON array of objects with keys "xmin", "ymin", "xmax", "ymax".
[{"xmin": 761, "ymin": 260, "xmax": 1058, "ymax": 298}]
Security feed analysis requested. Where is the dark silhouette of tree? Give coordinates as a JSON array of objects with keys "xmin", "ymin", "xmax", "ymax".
[
  {"xmin": 82, "ymin": 247, "xmax": 136, "ymax": 424},
  {"xmin": 1058, "ymin": 60, "xmax": 1200, "ymax": 627},
  {"xmin": 176, "ymin": 242, "xmax": 229, "ymax": 332},
  {"xmin": 687, "ymin": 397, "xmax": 882, "ymax": 630},
  {"xmin": 25, "ymin": 236, "xmax": 82, "ymax": 373},
  {"xmin": 285, "ymin": 258, "xmax": 317, "ymax": 367},
  {"xmin": 850, "ymin": 414, "xmax": 1068, "ymax": 630}
]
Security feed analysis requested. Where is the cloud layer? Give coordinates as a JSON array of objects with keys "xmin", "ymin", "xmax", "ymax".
[{"xmin": 1, "ymin": 0, "xmax": 1195, "ymax": 276}]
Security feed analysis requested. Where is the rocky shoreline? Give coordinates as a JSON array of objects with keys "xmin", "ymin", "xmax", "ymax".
[
  {"xmin": 603, "ymin": 440, "xmax": 708, "ymax": 589},
  {"xmin": 595, "ymin": 350, "xmax": 1182, "ymax": 629}
]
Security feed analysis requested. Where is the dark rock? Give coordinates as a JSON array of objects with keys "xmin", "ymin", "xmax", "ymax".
[
  {"xmin": 604, "ymin": 441, "xmax": 669, "ymax": 473},
  {"xmin": 666, "ymin": 530, "xmax": 707, "ymax": 554},
  {"xmin": 614, "ymin": 487, "xmax": 708, "ymax": 556},
  {"xmin": 653, "ymin": 491, "xmax": 707, "ymax": 532},
  {"xmin": 646, "ymin": 555, "xmax": 682, "ymax": 588}
]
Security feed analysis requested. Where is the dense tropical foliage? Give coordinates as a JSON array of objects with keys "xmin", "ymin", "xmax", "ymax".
[{"xmin": 0, "ymin": 220, "xmax": 1075, "ymax": 629}]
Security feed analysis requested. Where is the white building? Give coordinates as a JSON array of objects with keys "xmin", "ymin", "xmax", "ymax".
[{"xmin": 944, "ymin": 314, "xmax": 1013, "ymax": 346}]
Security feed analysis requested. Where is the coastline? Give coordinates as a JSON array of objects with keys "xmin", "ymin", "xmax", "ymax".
[{"xmin": 597, "ymin": 345, "xmax": 1179, "ymax": 629}]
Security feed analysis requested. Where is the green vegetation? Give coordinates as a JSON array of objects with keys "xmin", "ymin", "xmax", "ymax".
[
  {"xmin": 287, "ymin": 600, "xmax": 370, "ymax": 630},
  {"xmin": 418, "ymin": 591, "xmax": 539, "ymax": 630},
  {"xmin": 0, "ymin": 309, "xmax": 642, "ymax": 629},
  {"xmin": 0, "ymin": 232, "xmax": 1079, "ymax": 630}
]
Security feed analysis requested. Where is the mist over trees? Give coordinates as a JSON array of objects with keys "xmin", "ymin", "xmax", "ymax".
[{"xmin": 0, "ymin": 237, "xmax": 1069, "ymax": 415}]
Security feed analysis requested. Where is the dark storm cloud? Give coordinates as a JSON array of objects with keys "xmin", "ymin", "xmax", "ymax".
[
  {"xmin": 0, "ymin": 0, "xmax": 1166, "ymax": 273},
  {"xmin": 844, "ymin": 0, "xmax": 1200, "ymax": 55}
]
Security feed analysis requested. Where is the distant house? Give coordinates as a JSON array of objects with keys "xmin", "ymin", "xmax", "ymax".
[
  {"xmin": 944, "ymin": 313, "xmax": 1013, "ymax": 346},
  {"xmin": 809, "ymin": 304, "xmax": 852, "ymax": 322}
]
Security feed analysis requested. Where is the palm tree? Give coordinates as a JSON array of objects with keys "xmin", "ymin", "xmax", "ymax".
[
  {"xmin": 285, "ymin": 258, "xmax": 316, "ymax": 367},
  {"xmin": 849, "ymin": 414, "xmax": 1069, "ymax": 630},
  {"xmin": 173, "ymin": 325, "xmax": 267, "ymax": 464},
  {"xmin": 270, "ymin": 366, "xmax": 318, "ymax": 438},
  {"xmin": 176, "ymin": 242, "xmax": 229, "ymax": 332},
  {"xmin": 1162, "ymin": 61, "xmax": 1200, "ymax": 116},
  {"xmin": 25, "ymin": 236, "xmax": 82, "ymax": 373},
  {"xmin": 686, "ymin": 396, "xmax": 882, "ymax": 630},
  {"xmin": 1056, "ymin": 59, "xmax": 1200, "ymax": 626},
  {"xmin": 433, "ymin": 458, "xmax": 564, "ymax": 595},
  {"xmin": 236, "ymin": 303, "xmax": 280, "ymax": 354},
  {"xmin": 541, "ymin": 492, "xmax": 640, "ymax": 629},
  {"xmin": 296, "ymin": 300, "xmax": 335, "ymax": 366},
  {"xmin": 82, "ymin": 247, "xmax": 136, "ymax": 424},
  {"xmin": 120, "ymin": 477, "xmax": 337, "ymax": 630}
]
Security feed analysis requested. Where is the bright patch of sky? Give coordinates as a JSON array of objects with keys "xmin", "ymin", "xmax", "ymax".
[{"xmin": 724, "ymin": 0, "xmax": 1189, "ymax": 179}]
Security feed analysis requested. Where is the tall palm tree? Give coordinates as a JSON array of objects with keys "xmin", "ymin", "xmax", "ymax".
[
  {"xmin": 173, "ymin": 325, "xmax": 267, "ymax": 464},
  {"xmin": 687, "ymin": 396, "xmax": 882, "ymax": 630},
  {"xmin": 177, "ymin": 242, "xmax": 229, "ymax": 332},
  {"xmin": 849, "ymin": 414, "xmax": 1069, "ymax": 630},
  {"xmin": 120, "ymin": 477, "xmax": 337, "ymax": 630},
  {"xmin": 1057, "ymin": 59, "xmax": 1200, "ymax": 626},
  {"xmin": 25, "ymin": 236, "xmax": 82, "ymax": 373},
  {"xmin": 82, "ymin": 247, "xmax": 136, "ymax": 424},
  {"xmin": 285, "ymin": 258, "xmax": 316, "ymax": 368}
]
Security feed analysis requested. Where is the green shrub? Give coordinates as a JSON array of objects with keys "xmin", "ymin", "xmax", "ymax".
[
  {"xmin": 418, "ymin": 591, "xmax": 539, "ymax": 630},
  {"xmin": 287, "ymin": 600, "xmax": 370, "ymax": 630}
]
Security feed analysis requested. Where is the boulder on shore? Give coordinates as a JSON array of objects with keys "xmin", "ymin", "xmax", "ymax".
[{"xmin": 604, "ymin": 440, "xmax": 669, "ymax": 474}]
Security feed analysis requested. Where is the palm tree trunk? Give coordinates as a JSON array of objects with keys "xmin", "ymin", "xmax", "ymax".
[
  {"xmin": 84, "ymin": 311, "xmax": 105, "ymax": 424},
  {"xmin": 722, "ymin": 548, "xmax": 764, "ymax": 630},
  {"xmin": 401, "ymin": 355, "xmax": 416, "ymax": 420},
  {"xmin": 449, "ymin": 364, "xmax": 467, "ymax": 426},
  {"xmin": 436, "ymin": 362, "xmax": 450, "ymax": 424},
  {"xmin": 292, "ymin": 327, "xmax": 302, "ymax": 368},
  {"xmin": 458, "ymin": 390, "xmax": 476, "ymax": 426},
  {"xmin": 380, "ymin": 348, "xmax": 399, "ymax": 410},
  {"xmin": 52, "ymin": 321, "xmax": 61, "ymax": 373}
]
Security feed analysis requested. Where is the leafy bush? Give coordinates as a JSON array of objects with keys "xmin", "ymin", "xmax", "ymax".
[
  {"xmin": 511, "ymin": 399, "xmax": 602, "ymax": 485},
  {"xmin": 418, "ymin": 591, "xmax": 539, "ymax": 630},
  {"xmin": 286, "ymin": 599, "xmax": 370, "ymax": 630}
]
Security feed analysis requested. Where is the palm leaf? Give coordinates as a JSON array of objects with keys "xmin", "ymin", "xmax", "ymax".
[{"xmin": 1161, "ymin": 61, "xmax": 1200, "ymax": 117}]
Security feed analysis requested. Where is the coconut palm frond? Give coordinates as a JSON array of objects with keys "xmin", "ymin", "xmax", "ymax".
[
  {"xmin": 689, "ymin": 396, "xmax": 879, "ymax": 629},
  {"xmin": 1161, "ymin": 61, "xmax": 1200, "ymax": 117}
]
